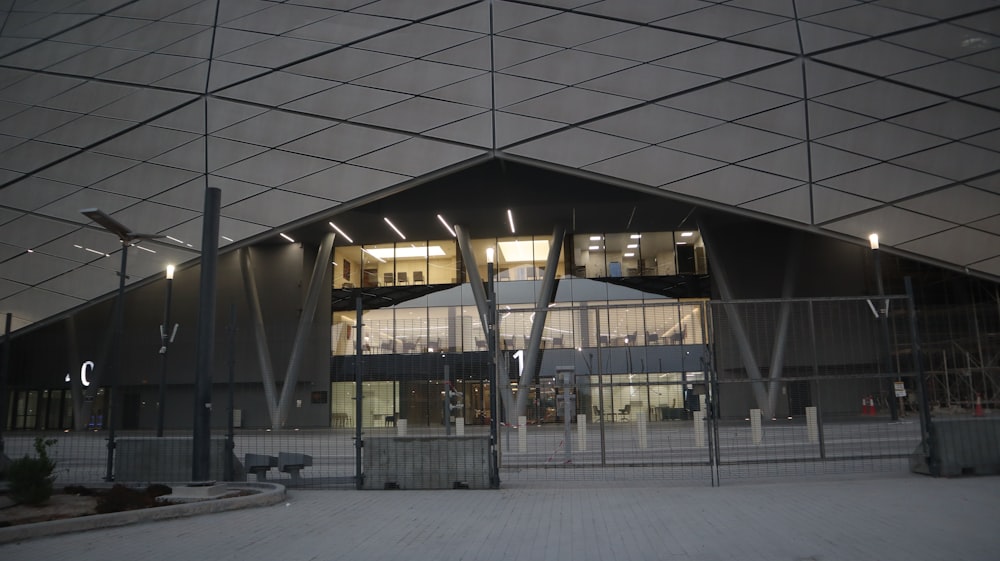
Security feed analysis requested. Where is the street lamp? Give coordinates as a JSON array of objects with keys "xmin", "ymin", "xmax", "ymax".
[
  {"xmin": 869, "ymin": 233, "xmax": 899, "ymax": 421},
  {"xmin": 485, "ymin": 247, "xmax": 500, "ymax": 488},
  {"xmin": 156, "ymin": 264, "xmax": 177, "ymax": 437},
  {"xmin": 80, "ymin": 208, "xmax": 163, "ymax": 480}
]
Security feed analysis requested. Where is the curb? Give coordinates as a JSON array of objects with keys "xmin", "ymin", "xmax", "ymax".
[{"xmin": 0, "ymin": 482, "xmax": 286, "ymax": 545}]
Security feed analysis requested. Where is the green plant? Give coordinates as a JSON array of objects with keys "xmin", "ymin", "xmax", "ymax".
[{"xmin": 7, "ymin": 437, "xmax": 58, "ymax": 505}]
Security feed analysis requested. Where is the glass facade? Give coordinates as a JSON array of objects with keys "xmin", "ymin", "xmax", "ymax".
[{"xmin": 329, "ymin": 230, "xmax": 709, "ymax": 429}]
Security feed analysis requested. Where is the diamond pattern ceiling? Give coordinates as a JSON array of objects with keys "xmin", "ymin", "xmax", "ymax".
[{"xmin": 0, "ymin": 0, "xmax": 999, "ymax": 332}]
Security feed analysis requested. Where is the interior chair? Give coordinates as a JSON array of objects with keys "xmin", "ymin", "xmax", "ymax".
[
  {"xmin": 397, "ymin": 271, "xmax": 408, "ymax": 285},
  {"xmin": 618, "ymin": 403, "xmax": 631, "ymax": 422},
  {"xmin": 383, "ymin": 272, "xmax": 394, "ymax": 285},
  {"xmin": 593, "ymin": 405, "xmax": 603, "ymax": 422},
  {"xmin": 646, "ymin": 332, "xmax": 659, "ymax": 345},
  {"xmin": 413, "ymin": 270, "xmax": 425, "ymax": 284},
  {"xmin": 475, "ymin": 338, "xmax": 487, "ymax": 350},
  {"xmin": 669, "ymin": 327, "xmax": 685, "ymax": 344}
]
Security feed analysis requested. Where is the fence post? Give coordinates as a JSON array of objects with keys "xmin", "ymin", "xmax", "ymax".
[{"xmin": 905, "ymin": 277, "xmax": 935, "ymax": 475}]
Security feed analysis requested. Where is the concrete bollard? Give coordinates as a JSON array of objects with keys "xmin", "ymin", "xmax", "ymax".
[
  {"xmin": 638, "ymin": 408, "xmax": 648, "ymax": 449},
  {"xmin": 518, "ymin": 415, "xmax": 527, "ymax": 452},
  {"xmin": 806, "ymin": 406, "xmax": 819, "ymax": 443},
  {"xmin": 751, "ymin": 408, "xmax": 763, "ymax": 445}
]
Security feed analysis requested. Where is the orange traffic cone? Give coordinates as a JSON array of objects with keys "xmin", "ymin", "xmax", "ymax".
[
  {"xmin": 869, "ymin": 395, "xmax": 877, "ymax": 416},
  {"xmin": 974, "ymin": 393, "xmax": 984, "ymax": 417}
]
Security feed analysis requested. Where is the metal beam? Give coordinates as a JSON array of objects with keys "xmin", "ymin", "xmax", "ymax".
[
  {"xmin": 275, "ymin": 233, "xmax": 335, "ymax": 428},
  {"xmin": 766, "ymin": 235, "xmax": 800, "ymax": 418},
  {"xmin": 456, "ymin": 225, "xmax": 514, "ymax": 419},
  {"xmin": 513, "ymin": 225, "xmax": 565, "ymax": 419},
  {"xmin": 700, "ymin": 223, "xmax": 770, "ymax": 416},
  {"xmin": 240, "ymin": 247, "xmax": 280, "ymax": 427}
]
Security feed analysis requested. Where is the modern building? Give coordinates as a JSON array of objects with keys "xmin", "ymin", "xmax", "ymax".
[{"xmin": 0, "ymin": 0, "xmax": 998, "ymax": 476}]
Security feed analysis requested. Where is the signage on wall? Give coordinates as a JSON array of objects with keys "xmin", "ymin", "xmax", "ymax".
[{"xmin": 63, "ymin": 360, "xmax": 94, "ymax": 387}]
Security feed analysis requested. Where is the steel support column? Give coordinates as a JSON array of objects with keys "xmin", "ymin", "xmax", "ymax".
[
  {"xmin": 513, "ymin": 225, "xmax": 565, "ymax": 419},
  {"xmin": 274, "ymin": 233, "xmax": 335, "ymax": 429},
  {"xmin": 240, "ymin": 247, "xmax": 280, "ymax": 427}
]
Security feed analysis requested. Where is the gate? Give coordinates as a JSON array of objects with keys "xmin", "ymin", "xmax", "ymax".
[{"xmin": 495, "ymin": 294, "xmax": 926, "ymax": 486}]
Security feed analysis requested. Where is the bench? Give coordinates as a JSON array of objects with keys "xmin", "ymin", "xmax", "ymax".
[
  {"xmin": 278, "ymin": 452, "xmax": 313, "ymax": 484},
  {"xmin": 245, "ymin": 453, "xmax": 278, "ymax": 481}
]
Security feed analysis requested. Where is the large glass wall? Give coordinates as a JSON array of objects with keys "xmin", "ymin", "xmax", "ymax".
[
  {"xmin": 329, "ymin": 230, "xmax": 709, "ymax": 429},
  {"xmin": 570, "ymin": 230, "xmax": 706, "ymax": 278}
]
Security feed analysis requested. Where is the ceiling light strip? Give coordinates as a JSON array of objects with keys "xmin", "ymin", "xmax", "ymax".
[
  {"xmin": 437, "ymin": 214, "xmax": 456, "ymax": 237},
  {"xmin": 384, "ymin": 217, "xmax": 405, "ymax": 240},
  {"xmin": 329, "ymin": 222, "xmax": 353, "ymax": 243},
  {"xmin": 507, "ymin": 209, "xmax": 515, "ymax": 234}
]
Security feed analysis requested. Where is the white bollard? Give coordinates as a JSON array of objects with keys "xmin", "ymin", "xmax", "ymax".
[
  {"xmin": 806, "ymin": 406, "xmax": 818, "ymax": 443},
  {"xmin": 637, "ymin": 408, "xmax": 648, "ymax": 449},
  {"xmin": 397, "ymin": 418, "xmax": 407, "ymax": 436},
  {"xmin": 456, "ymin": 417, "xmax": 465, "ymax": 436},
  {"xmin": 577, "ymin": 414, "xmax": 587, "ymax": 452},
  {"xmin": 518, "ymin": 415, "xmax": 527, "ymax": 453},
  {"xmin": 751, "ymin": 408, "xmax": 763, "ymax": 445},
  {"xmin": 693, "ymin": 409, "xmax": 705, "ymax": 448}
]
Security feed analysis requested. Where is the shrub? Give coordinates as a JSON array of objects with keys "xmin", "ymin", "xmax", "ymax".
[{"xmin": 7, "ymin": 438, "xmax": 57, "ymax": 505}]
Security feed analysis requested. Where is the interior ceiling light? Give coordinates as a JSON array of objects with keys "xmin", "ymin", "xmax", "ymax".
[
  {"xmin": 221, "ymin": 235, "xmax": 234, "ymax": 242},
  {"xmin": 436, "ymin": 214, "xmax": 456, "ymax": 237},
  {"xmin": 166, "ymin": 235, "xmax": 185, "ymax": 244},
  {"xmin": 627, "ymin": 243, "xmax": 638, "ymax": 249},
  {"xmin": 362, "ymin": 248, "xmax": 387, "ymax": 263},
  {"xmin": 384, "ymin": 217, "xmax": 406, "ymax": 240},
  {"xmin": 135, "ymin": 245, "xmax": 156, "ymax": 253},
  {"xmin": 589, "ymin": 235, "xmax": 602, "ymax": 241},
  {"xmin": 676, "ymin": 241, "xmax": 688, "ymax": 245},
  {"xmin": 681, "ymin": 232, "xmax": 694, "ymax": 237},
  {"xmin": 365, "ymin": 246, "xmax": 446, "ymax": 259},
  {"xmin": 630, "ymin": 234, "xmax": 641, "ymax": 239},
  {"xmin": 498, "ymin": 239, "xmax": 548, "ymax": 262},
  {"xmin": 588, "ymin": 245, "xmax": 600, "ymax": 251},
  {"xmin": 624, "ymin": 252, "xmax": 635, "ymax": 257},
  {"xmin": 280, "ymin": 233, "xmax": 295, "ymax": 243},
  {"xmin": 329, "ymin": 222, "xmax": 353, "ymax": 243},
  {"xmin": 507, "ymin": 209, "xmax": 515, "ymax": 234}
]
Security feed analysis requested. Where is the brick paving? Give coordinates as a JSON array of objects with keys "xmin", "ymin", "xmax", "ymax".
[{"xmin": 1, "ymin": 473, "xmax": 997, "ymax": 561}]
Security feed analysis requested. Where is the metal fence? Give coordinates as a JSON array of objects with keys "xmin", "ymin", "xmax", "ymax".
[{"xmin": 7, "ymin": 291, "xmax": 973, "ymax": 489}]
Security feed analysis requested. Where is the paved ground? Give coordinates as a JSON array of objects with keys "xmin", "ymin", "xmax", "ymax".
[{"xmin": 1, "ymin": 473, "xmax": 997, "ymax": 561}]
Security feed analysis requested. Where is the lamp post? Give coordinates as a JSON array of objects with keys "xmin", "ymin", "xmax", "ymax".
[
  {"xmin": 80, "ymin": 208, "xmax": 163, "ymax": 480},
  {"xmin": 870, "ymin": 234, "xmax": 899, "ymax": 421},
  {"xmin": 156, "ymin": 264, "xmax": 176, "ymax": 437},
  {"xmin": 486, "ymin": 247, "xmax": 500, "ymax": 488}
]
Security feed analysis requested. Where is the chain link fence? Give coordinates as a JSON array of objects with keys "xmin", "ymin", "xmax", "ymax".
[{"xmin": 6, "ymin": 291, "xmax": 996, "ymax": 488}]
